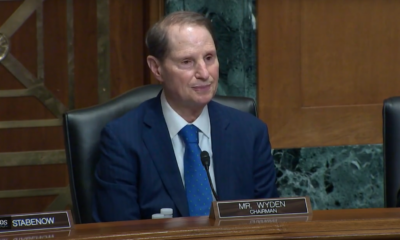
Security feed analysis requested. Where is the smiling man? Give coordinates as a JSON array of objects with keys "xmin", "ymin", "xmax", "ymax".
[{"xmin": 93, "ymin": 11, "xmax": 279, "ymax": 222}]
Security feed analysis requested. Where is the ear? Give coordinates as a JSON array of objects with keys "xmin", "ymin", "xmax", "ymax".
[{"xmin": 147, "ymin": 56, "xmax": 164, "ymax": 83}]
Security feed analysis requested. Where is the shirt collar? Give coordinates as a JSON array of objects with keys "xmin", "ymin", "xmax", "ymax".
[{"xmin": 161, "ymin": 90, "xmax": 210, "ymax": 139}]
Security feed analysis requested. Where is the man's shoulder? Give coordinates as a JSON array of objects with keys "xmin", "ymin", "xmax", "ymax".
[
  {"xmin": 105, "ymin": 97, "xmax": 158, "ymax": 131},
  {"xmin": 209, "ymin": 100, "xmax": 264, "ymax": 126}
]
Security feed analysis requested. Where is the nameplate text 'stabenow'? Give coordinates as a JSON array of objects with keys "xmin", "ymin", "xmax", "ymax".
[{"xmin": 0, "ymin": 211, "xmax": 73, "ymax": 233}]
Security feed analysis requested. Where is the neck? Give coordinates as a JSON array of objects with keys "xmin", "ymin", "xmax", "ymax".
[{"xmin": 164, "ymin": 94, "xmax": 205, "ymax": 123}]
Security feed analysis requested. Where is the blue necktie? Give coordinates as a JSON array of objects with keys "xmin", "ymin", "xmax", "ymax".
[{"xmin": 179, "ymin": 125, "xmax": 213, "ymax": 216}]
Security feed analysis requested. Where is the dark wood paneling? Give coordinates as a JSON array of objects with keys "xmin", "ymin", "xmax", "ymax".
[
  {"xmin": 257, "ymin": 0, "xmax": 400, "ymax": 148},
  {"xmin": 0, "ymin": 0, "xmax": 164, "ymax": 215},
  {"xmin": 0, "ymin": 1, "xmax": 68, "ymax": 213},
  {"xmin": 0, "ymin": 2, "xmax": 36, "ymax": 90},
  {"xmin": 0, "ymin": 165, "xmax": 67, "ymax": 190},
  {"xmin": 0, "ymin": 66, "xmax": 25, "ymax": 89},
  {"xmin": 43, "ymin": 0, "xmax": 68, "ymax": 106},
  {"xmin": 73, "ymin": 0, "xmax": 98, "ymax": 109},
  {"xmin": 0, "ymin": 127, "xmax": 63, "ymax": 152},
  {"xmin": 0, "ymin": 2, "xmax": 23, "ymax": 90},
  {"xmin": 0, "ymin": 196, "xmax": 56, "ymax": 215},
  {"xmin": 0, "ymin": 1, "xmax": 22, "ymax": 22},
  {"xmin": 1, "ymin": 1, "xmax": 37, "ymax": 78},
  {"xmin": 9, "ymin": 12, "xmax": 37, "ymax": 78},
  {"xmin": 109, "ymin": 0, "xmax": 146, "ymax": 97},
  {"xmin": 0, "ymin": 97, "xmax": 55, "ymax": 121}
]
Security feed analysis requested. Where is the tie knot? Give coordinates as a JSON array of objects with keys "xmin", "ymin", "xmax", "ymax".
[{"xmin": 179, "ymin": 125, "xmax": 199, "ymax": 144}]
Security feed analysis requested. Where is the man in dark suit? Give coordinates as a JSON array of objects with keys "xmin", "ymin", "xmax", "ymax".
[{"xmin": 93, "ymin": 11, "xmax": 279, "ymax": 222}]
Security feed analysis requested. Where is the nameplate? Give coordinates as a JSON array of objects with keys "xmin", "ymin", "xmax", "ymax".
[
  {"xmin": 209, "ymin": 196, "xmax": 312, "ymax": 219},
  {"xmin": 0, "ymin": 211, "xmax": 73, "ymax": 233}
]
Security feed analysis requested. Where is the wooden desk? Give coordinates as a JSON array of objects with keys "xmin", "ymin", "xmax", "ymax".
[{"xmin": 2, "ymin": 208, "xmax": 400, "ymax": 239}]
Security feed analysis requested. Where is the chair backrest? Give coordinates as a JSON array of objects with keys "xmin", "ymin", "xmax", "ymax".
[
  {"xmin": 383, "ymin": 96, "xmax": 400, "ymax": 208},
  {"xmin": 63, "ymin": 84, "xmax": 257, "ymax": 223}
]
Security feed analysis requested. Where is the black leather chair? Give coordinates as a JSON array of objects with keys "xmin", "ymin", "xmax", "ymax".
[
  {"xmin": 63, "ymin": 84, "xmax": 257, "ymax": 224},
  {"xmin": 383, "ymin": 96, "xmax": 400, "ymax": 208}
]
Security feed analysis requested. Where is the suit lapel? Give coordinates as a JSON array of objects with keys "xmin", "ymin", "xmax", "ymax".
[
  {"xmin": 208, "ymin": 101, "xmax": 231, "ymax": 200},
  {"xmin": 142, "ymin": 96, "xmax": 189, "ymax": 217}
]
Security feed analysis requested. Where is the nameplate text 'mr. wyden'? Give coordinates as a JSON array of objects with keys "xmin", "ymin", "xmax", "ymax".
[{"xmin": 209, "ymin": 197, "xmax": 312, "ymax": 219}]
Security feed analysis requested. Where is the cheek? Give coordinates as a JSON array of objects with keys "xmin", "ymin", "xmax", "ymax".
[
  {"xmin": 211, "ymin": 67, "xmax": 219, "ymax": 80},
  {"xmin": 167, "ymin": 70, "xmax": 188, "ymax": 85},
  {"xmin": 209, "ymin": 62, "xmax": 219, "ymax": 75},
  {"xmin": 167, "ymin": 73, "xmax": 192, "ymax": 95},
  {"xmin": 178, "ymin": 71, "xmax": 196, "ymax": 85}
]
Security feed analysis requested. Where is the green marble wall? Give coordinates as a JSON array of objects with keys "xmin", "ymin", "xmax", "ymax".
[
  {"xmin": 165, "ymin": 0, "xmax": 384, "ymax": 210},
  {"xmin": 274, "ymin": 145, "xmax": 383, "ymax": 210}
]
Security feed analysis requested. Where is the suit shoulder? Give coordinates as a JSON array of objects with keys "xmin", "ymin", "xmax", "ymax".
[
  {"xmin": 105, "ymin": 97, "xmax": 156, "ymax": 131},
  {"xmin": 210, "ymin": 100, "xmax": 266, "ymax": 128}
]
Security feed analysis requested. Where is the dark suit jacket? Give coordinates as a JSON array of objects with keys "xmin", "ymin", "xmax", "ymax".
[{"xmin": 93, "ymin": 94, "xmax": 279, "ymax": 222}]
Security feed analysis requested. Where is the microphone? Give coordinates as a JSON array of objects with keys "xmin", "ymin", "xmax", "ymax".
[{"xmin": 200, "ymin": 151, "xmax": 219, "ymax": 201}]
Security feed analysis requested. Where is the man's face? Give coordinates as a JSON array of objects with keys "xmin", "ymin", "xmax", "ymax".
[{"xmin": 158, "ymin": 24, "xmax": 219, "ymax": 109}]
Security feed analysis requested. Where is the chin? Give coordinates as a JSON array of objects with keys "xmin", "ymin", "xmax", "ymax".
[{"xmin": 196, "ymin": 96, "xmax": 213, "ymax": 106}]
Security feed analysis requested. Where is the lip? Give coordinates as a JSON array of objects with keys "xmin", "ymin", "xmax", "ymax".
[
  {"xmin": 192, "ymin": 83, "xmax": 211, "ymax": 87},
  {"xmin": 192, "ymin": 84, "xmax": 211, "ymax": 91}
]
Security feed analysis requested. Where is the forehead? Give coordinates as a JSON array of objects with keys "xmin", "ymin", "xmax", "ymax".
[{"xmin": 165, "ymin": 24, "xmax": 215, "ymax": 54}]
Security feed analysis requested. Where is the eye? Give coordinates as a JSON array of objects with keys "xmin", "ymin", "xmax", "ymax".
[
  {"xmin": 205, "ymin": 55, "xmax": 214, "ymax": 62},
  {"xmin": 181, "ymin": 59, "xmax": 192, "ymax": 65}
]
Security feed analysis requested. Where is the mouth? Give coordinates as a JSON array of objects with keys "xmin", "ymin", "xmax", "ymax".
[{"xmin": 192, "ymin": 84, "xmax": 211, "ymax": 92}]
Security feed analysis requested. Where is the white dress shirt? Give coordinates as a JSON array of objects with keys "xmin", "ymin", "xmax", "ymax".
[{"xmin": 160, "ymin": 91, "xmax": 217, "ymax": 194}]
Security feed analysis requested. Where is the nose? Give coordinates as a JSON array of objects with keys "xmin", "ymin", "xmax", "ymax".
[{"xmin": 194, "ymin": 61, "xmax": 209, "ymax": 80}]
